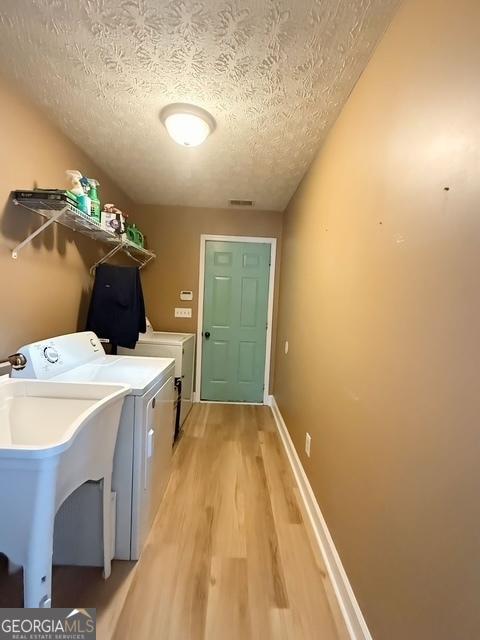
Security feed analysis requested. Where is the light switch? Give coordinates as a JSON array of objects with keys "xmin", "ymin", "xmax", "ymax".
[{"xmin": 175, "ymin": 307, "xmax": 192, "ymax": 318}]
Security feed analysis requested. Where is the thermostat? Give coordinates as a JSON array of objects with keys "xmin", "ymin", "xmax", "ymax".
[{"xmin": 180, "ymin": 290, "xmax": 193, "ymax": 301}]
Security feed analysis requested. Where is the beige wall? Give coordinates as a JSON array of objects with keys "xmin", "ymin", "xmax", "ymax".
[
  {"xmin": 274, "ymin": 0, "xmax": 480, "ymax": 638},
  {"xmin": 0, "ymin": 74, "xmax": 133, "ymax": 356},
  {"xmin": 135, "ymin": 204, "xmax": 283, "ymax": 390}
]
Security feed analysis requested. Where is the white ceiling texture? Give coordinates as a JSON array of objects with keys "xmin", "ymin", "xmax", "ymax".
[{"xmin": 0, "ymin": 0, "xmax": 398, "ymax": 211}]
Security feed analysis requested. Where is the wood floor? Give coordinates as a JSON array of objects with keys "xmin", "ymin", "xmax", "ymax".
[
  {"xmin": 114, "ymin": 403, "xmax": 348, "ymax": 640},
  {"xmin": 0, "ymin": 403, "xmax": 349, "ymax": 640}
]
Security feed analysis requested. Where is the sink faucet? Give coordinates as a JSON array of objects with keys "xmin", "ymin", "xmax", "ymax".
[{"xmin": 0, "ymin": 353, "xmax": 27, "ymax": 371}]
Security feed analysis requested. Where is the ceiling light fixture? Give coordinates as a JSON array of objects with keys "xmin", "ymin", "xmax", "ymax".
[{"xmin": 160, "ymin": 103, "xmax": 216, "ymax": 147}]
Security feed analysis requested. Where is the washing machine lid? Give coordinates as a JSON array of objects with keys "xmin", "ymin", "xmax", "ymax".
[
  {"xmin": 13, "ymin": 332, "xmax": 175, "ymax": 394},
  {"xmin": 138, "ymin": 331, "xmax": 194, "ymax": 346},
  {"xmin": 53, "ymin": 355, "xmax": 175, "ymax": 396}
]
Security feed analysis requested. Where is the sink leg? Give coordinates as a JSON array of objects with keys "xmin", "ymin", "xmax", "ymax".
[
  {"xmin": 23, "ymin": 543, "xmax": 53, "ymax": 608},
  {"xmin": 102, "ymin": 474, "xmax": 112, "ymax": 580},
  {"xmin": 8, "ymin": 559, "xmax": 22, "ymax": 575},
  {"xmin": 22, "ymin": 464, "xmax": 56, "ymax": 609}
]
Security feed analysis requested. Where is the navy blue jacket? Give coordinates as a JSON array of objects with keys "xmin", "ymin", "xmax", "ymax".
[{"xmin": 86, "ymin": 264, "xmax": 146, "ymax": 349}]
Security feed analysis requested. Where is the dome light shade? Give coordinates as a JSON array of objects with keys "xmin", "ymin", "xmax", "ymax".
[{"xmin": 160, "ymin": 103, "xmax": 215, "ymax": 147}]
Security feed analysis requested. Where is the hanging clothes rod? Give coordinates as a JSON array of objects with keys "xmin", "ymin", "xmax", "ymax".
[
  {"xmin": 89, "ymin": 243, "xmax": 124, "ymax": 274},
  {"xmin": 89, "ymin": 239, "xmax": 154, "ymax": 274}
]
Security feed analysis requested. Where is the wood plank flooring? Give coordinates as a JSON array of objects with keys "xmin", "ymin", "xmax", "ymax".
[
  {"xmin": 0, "ymin": 403, "xmax": 349, "ymax": 640},
  {"xmin": 113, "ymin": 403, "xmax": 349, "ymax": 640}
]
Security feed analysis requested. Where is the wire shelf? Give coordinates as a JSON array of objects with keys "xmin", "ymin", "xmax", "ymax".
[{"xmin": 10, "ymin": 195, "xmax": 156, "ymax": 271}]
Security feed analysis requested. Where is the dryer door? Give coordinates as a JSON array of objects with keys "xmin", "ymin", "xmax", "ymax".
[{"xmin": 144, "ymin": 376, "xmax": 175, "ymax": 537}]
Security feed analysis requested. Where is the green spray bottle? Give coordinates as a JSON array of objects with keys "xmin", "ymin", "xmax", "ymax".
[{"xmin": 88, "ymin": 178, "xmax": 101, "ymax": 222}]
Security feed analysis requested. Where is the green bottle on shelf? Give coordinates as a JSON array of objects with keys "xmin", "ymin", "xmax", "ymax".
[
  {"xmin": 127, "ymin": 224, "xmax": 144, "ymax": 248},
  {"xmin": 88, "ymin": 178, "xmax": 101, "ymax": 222}
]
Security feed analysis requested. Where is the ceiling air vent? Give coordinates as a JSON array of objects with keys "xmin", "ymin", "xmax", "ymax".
[{"xmin": 228, "ymin": 199, "xmax": 255, "ymax": 208}]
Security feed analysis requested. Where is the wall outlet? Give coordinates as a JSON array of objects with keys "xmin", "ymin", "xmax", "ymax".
[
  {"xmin": 305, "ymin": 432, "xmax": 311, "ymax": 457},
  {"xmin": 175, "ymin": 307, "xmax": 192, "ymax": 318}
]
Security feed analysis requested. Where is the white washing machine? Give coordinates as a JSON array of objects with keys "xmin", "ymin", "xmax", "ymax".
[
  {"xmin": 12, "ymin": 331, "xmax": 175, "ymax": 561},
  {"xmin": 119, "ymin": 319, "xmax": 195, "ymax": 430}
]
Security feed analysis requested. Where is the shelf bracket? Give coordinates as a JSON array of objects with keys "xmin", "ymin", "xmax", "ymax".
[
  {"xmin": 139, "ymin": 253, "xmax": 155, "ymax": 270},
  {"xmin": 11, "ymin": 205, "xmax": 68, "ymax": 259},
  {"xmin": 123, "ymin": 246, "xmax": 154, "ymax": 270}
]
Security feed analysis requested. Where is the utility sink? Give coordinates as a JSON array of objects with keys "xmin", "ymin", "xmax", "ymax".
[{"xmin": 0, "ymin": 378, "xmax": 129, "ymax": 608}]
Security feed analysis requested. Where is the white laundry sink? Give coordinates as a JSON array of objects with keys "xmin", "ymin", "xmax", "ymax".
[{"xmin": 0, "ymin": 378, "xmax": 129, "ymax": 608}]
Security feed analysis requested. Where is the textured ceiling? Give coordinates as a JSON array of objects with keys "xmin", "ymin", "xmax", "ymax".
[{"xmin": 0, "ymin": 0, "xmax": 398, "ymax": 211}]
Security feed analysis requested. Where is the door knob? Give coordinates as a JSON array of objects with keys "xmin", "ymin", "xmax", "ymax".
[{"xmin": 204, "ymin": 331, "xmax": 210, "ymax": 339}]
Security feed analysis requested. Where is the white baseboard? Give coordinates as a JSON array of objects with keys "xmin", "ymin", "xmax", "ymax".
[
  {"xmin": 198, "ymin": 400, "xmax": 264, "ymax": 405},
  {"xmin": 193, "ymin": 393, "xmax": 273, "ymax": 406},
  {"xmin": 270, "ymin": 396, "xmax": 372, "ymax": 640}
]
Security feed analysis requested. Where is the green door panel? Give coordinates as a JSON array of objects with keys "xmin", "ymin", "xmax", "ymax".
[
  {"xmin": 201, "ymin": 240, "xmax": 271, "ymax": 403},
  {"xmin": 212, "ymin": 276, "xmax": 232, "ymax": 326},
  {"xmin": 240, "ymin": 278, "xmax": 258, "ymax": 327},
  {"xmin": 238, "ymin": 341, "xmax": 256, "ymax": 382}
]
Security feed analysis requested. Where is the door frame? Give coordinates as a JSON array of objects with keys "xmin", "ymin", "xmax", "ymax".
[{"xmin": 195, "ymin": 234, "xmax": 277, "ymax": 405}]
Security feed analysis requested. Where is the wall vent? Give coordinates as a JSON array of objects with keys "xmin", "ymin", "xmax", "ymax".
[{"xmin": 228, "ymin": 199, "xmax": 255, "ymax": 208}]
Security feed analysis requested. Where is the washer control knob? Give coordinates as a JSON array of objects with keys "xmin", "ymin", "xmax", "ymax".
[{"xmin": 43, "ymin": 346, "xmax": 59, "ymax": 364}]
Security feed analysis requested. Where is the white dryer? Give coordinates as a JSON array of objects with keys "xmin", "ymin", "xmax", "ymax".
[
  {"xmin": 12, "ymin": 331, "xmax": 175, "ymax": 561},
  {"xmin": 119, "ymin": 319, "xmax": 195, "ymax": 430}
]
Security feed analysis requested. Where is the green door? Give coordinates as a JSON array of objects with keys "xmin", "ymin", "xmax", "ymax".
[{"xmin": 201, "ymin": 240, "xmax": 271, "ymax": 403}]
